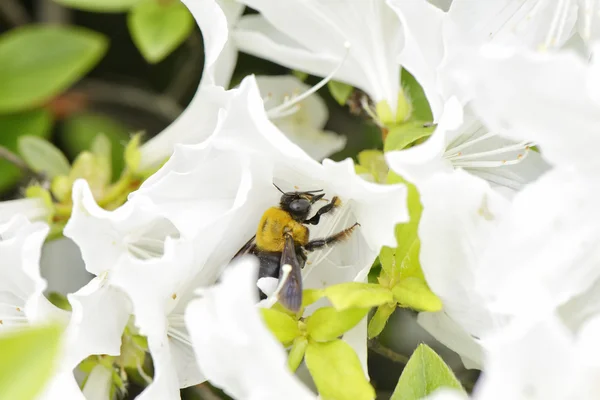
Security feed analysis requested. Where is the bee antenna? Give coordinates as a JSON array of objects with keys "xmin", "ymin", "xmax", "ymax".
[{"xmin": 272, "ymin": 183, "xmax": 286, "ymax": 194}]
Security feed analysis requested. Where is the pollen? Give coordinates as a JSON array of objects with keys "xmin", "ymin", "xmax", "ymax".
[
  {"xmin": 171, "ymin": 293, "xmax": 177, "ymax": 300},
  {"xmin": 16, "ymin": 307, "xmax": 20, "ymax": 312}
]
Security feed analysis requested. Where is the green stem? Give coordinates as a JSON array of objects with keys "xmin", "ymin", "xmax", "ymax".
[{"xmin": 367, "ymin": 339, "xmax": 410, "ymax": 364}]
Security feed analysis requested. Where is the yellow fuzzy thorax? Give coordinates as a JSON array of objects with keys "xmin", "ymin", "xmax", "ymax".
[{"xmin": 255, "ymin": 207, "xmax": 309, "ymax": 252}]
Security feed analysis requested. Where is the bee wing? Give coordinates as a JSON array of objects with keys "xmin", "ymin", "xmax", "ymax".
[
  {"xmin": 277, "ymin": 233, "xmax": 303, "ymax": 313},
  {"xmin": 232, "ymin": 235, "xmax": 257, "ymax": 260}
]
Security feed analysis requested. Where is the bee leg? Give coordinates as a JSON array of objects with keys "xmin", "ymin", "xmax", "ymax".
[
  {"xmin": 304, "ymin": 196, "xmax": 341, "ymax": 225},
  {"xmin": 276, "ymin": 233, "xmax": 304, "ymax": 312},
  {"xmin": 303, "ymin": 222, "xmax": 360, "ymax": 252}
]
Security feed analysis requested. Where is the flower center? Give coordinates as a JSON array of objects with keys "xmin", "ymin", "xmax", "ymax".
[{"xmin": 124, "ymin": 218, "xmax": 180, "ymax": 260}]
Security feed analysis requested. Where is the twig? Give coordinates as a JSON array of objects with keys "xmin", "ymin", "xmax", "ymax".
[
  {"xmin": 0, "ymin": 145, "xmax": 47, "ymax": 182},
  {"xmin": 368, "ymin": 339, "xmax": 410, "ymax": 364},
  {"xmin": 164, "ymin": 30, "xmax": 205, "ymax": 101},
  {"xmin": 0, "ymin": 0, "xmax": 31, "ymax": 26},
  {"xmin": 77, "ymin": 79, "xmax": 183, "ymax": 121},
  {"xmin": 36, "ymin": 0, "xmax": 72, "ymax": 24},
  {"xmin": 191, "ymin": 383, "xmax": 224, "ymax": 400}
]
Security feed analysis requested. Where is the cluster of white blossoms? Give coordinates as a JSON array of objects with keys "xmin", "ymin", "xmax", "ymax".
[{"xmin": 3, "ymin": 0, "xmax": 600, "ymax": 399}]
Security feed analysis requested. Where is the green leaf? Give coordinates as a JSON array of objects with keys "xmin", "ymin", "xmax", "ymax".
[
  {"xmin": 0, "ymin": 109, "xmax": 53, "ymax": 192},
  {"xmin": 391, "ymin": 344, "xmax": 464, "ymax": 400},
  {"xmin": 328, "ymin": 81, "xmax": 353, "ymax": 105},
  {"xmin": 288, "ymin": 336, "xmax": 308, "ymax": 372},
  {"xmin": 292, "ymin": 70, "xmax": 308, "ymax": 81},
  {"xmin": 59, "ymin": 112, "xmax": 129, "ymax": 181},
  {"xmin": 0, "ymin": 26, "xmax": 107, "ymax": 113},
  {"xmin": 401, "ymin": 68, "xmax": 433, "ymax": 122},
  {"xmin": 325, "ymin": 282, "xmax": 393, "ymax": 310},
  {"xmin": 384, "ymin": 121, "xmax": 435, "ymax": 152},
  {"xmin": 306, "ymin": 307, "xmax": 368, "ymax": 342},
  {"xmin": 260, "ymin": 308, "xmax": 300, "ymax": 345},
  {"xmin": 18, "ymin": 136, "xmax": 70, "ymax": 178},
  {"xmin": 301, "ymin": 289, "xmax": 325, "ymax": 309},
  {"xmin": 0, "ymin": 324, "xmax": 63, "ymax": 400},
  {"xmin": 356, "ymin": 150, "xmax": 388, "ymax": 183},
  {"xmin": 392, "ymin": 277, "xmax": 442, "ymax": 312},
  {"xmin": 53, "ymin": 0, "xmax": 142, "ymax": 12},
  {"xmin": 367, "ymin": 303, "xmax": 396, "ymax": 339},
  {"xmin": 124, "ymin": 133, "xmax": 142, "ymax": 173},
  {"xmin": 128, "ymin": 0, "xmax": 195, "ymax": 63},
  {"xmin": 47, "ymin": 292, "xmax": 72, "ymax": 311},
  {"xmin": 305, "ymin": 340, "xmax": 375, "ymax": 400}
]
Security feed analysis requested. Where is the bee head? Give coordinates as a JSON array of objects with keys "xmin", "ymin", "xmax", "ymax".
[{"xmin": 274, "ymin": 184, "xmax": 324, "ymax": 221}]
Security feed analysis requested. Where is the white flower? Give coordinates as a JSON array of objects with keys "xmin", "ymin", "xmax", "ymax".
[
  {"xmin": 385, "ymin": 97, "xmax": 549, "ymax": 196},
  {"xmin": 185, "ymin": 257, "xmax": 316, "ymax": 400},
  {"xmin": 0, "ymin": 215, "xmax": 127, "ymax": 400},
  {"xmin": 415, "ymin": 169, "xmax": 511, "ymax": 369},
  {"xmin": 257, "ymin": 74, "xmax": 346, "ymax": 160},
  {"xmin": 139, "ymin": 0, "xmax": 239, "ymax": 170},
  {"xmin": 234, "ymin": 0, "xmax": 404, "ymax": 117}
]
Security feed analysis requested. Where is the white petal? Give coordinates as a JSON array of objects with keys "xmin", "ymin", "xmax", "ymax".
[
  {"xmin": 447, "ymin": 46, "xmax": 600, "ymax": 169},
  {"xmin": 185, "ymin": 257, "xmax": 315, "ymax": 399},
  {"xmin": 448, "ymin": 0, "xmax": 577, "ymax": 50},
  {"xmin": 40, "ymin": 237, "xmax": 93, "ymax": 296},
  {"xmin": 38, "ymin": 369, "xmax": 86, "ymax": 400},
  {"xmin": 235, "ymin": 0, "xmax": 402, "ymax": 109},
  {"xmin": 136, "ymin": 335, "xmax": 181, "ymax": 400},
  {"xmin": 82, "ymin": 365, "xmax": 112, "ymax": 400},
  {"xmin": 418, "ymin": 169, "xmax": 510, "ymax": 350},
  {"xmin": 0, "ymin": 215, "xmax": 49, "ymax": 327},
  {"xmin": 63, "ymin": 281, "xmax": 132, "ymax": 369},
  {"xmin": 385, "ymin": 97, "xmax": 463, "ymax": 184},
  {"xmin": 139, "ymin": 85, "xmax": 233, "ymax": 170},
  {"xmin": 0, "ymin": 198, "xmax": 49, "ymax": 224},
  {"xmin": 387, "ymin": 0, "xmax": 447, "ymax": 119},
  {"xmin": 477, "ymin": 167, "xmax": 600, "ymax": 316},
  {"xmin": 417, "ymin": 311, "xmax": 483, "ymax": 369}
]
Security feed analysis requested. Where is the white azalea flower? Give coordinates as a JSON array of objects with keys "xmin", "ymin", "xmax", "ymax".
[
  {"xmin": 159, "ymin": 75, "xmax": 407, "ymax": 372},
  {"xmin": 257, "ymin": 75, "xmax": 346, "ymax": 160},
  {"xmin": 385, "ymin": 97, "xmax": 548, "ymax": 196},
  {"xmin": 234, "ymin": 0, "xmax": 404, "ymax": 118},
  {"xmin": 139, "ymin": 0, "xmax": 237, "ymax": 170},
  {"xmin": 185, "ymin": 257, "xmax": 316, "ymax": 400},
  {"xmin": 0, "ymin": 215, "xmax": 127, "ymax": 400},
  {"xmin": 415, "ymin": 169, "xmax": 511, "ymax": 369}
]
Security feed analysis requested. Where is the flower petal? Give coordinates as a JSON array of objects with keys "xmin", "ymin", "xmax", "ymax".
[{"xmin": 185, "ymin": 257, "xmax": 315, "ymax": 399}]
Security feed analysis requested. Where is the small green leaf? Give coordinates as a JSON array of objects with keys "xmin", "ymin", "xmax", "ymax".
[
  {"xmin": 391, "ymin": 344, "xmax": 464, "ymax": 400},
  {"xmin": 125, "ymin": 133, "xmax": 142, "ymax": 173},
  {"xmin": 392, "ymin": 277, "xmax": 442, "ymax": 312},
  {"xmin": 384, "ymin": 121, "xmax": 435, "ymax": 152},
  {"xmin": 53, "ymin": 0, "xmax": 142, "ymax": 12},
  {"xmin": 0, "ymin": 109, "xmax": 53, "ymax": 192},
  {"xmin": 367, "ymin": 303, "xmax": 396, "ymax": 339},
  {"xmin": 128, "ymin": 0, "xmax": 195, "ymax": 63},
  {"xmin": 18, "ymin": 136, "xmax": 70, "ymax": 178},
  {"xmin": 59, "ymin": 112, "xmax": 130, "ymax": 181},
  {"xmin": 261, "ymin": 308, "xmax": 301, "ymax": 345},
  {"xmin": 47, "ymin": 292, "xmax": 72, "ymax": 311},
  {"xmin": 328, "ymin": 81, "xmax": 353, "ymax": 105},
  {"xmin": 305, "ymin": 339, "xmax": 375, "ymax": 400},
  {"xmin": 356, "ymin": 150, "xmax": 388, "ymax": 183},
  {"xmin": 325, "ymin": 282, "xmax": 393, "ymax": 310},
  {"xmin": 0, "ymin": 26, "xmax": 107, "ymax": 113},
  {"xmin": 0, "ymin": 324, "xmax": 63, "ymax": 400},
  {"xmin": 288, "ymin": 336, "xmax": 308, "ymax": 372},
  {"xmin": 401, "ymin": 68, "xmax": 433, "ymax": 122},
  {"xmin": 301, "ymin": 289, "xmax": 325, "ymax": 309},
  {"xmin": 306, "ymin": 307, "xmax": 368, "ymax": 342},
  {"xmin": 292, "ymin": 70, "xmax": 308, "ymax": 81}
]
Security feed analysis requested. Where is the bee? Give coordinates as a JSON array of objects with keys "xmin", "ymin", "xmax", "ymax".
[{"xmin": 234, "ymin": 184, "xmax": 360, "ymax": 312}]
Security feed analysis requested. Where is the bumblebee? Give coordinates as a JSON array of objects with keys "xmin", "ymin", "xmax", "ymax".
[{"xmin": 234, "ymin": 185, "xmax": 359, "ymax": 312}]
